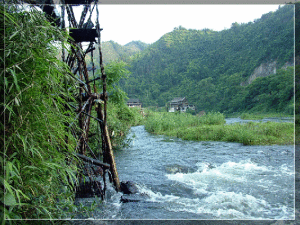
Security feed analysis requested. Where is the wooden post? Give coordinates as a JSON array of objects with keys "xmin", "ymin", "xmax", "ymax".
[
  {"xmin": 104, "ymin": 123, "xmax": 120, "ymax": 192},
  {"xmin": 97, "ymin": 103, "xmax": 121, "ymax": 192},
  {"xmin": 76, "ymin": 153, "xmax": 110, "ymax": 169}
]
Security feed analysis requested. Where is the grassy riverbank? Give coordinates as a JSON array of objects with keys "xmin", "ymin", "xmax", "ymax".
[
  {"xmin": 107, "ymin": 103, "xmax": 145, "ymax": 148},
  {"xmin": 145, "ymin": 112, "xmax": 294, "ymax": 145}
]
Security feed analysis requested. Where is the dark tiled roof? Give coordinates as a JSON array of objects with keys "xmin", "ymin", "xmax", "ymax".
[
  {"xmin": 127, "ymin": 98, "xmax": 141, "ymax": 103},
  {"xmin": 170, "ymin": 97, "xmax": 186, "ymax": 103}
]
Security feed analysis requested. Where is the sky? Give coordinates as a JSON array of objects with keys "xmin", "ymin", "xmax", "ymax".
[{"xmin": 70, "ymin": 4, "xmax": 281, "ymax": 46}]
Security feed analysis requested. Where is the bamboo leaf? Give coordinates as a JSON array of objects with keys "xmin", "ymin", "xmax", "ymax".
[
  {"xmin": 2, "ymin": 104, "xmax": 14, "ymax": 118},
  {"xmin": 9, "ymin": 30, "xmax": 20, "ymax": 40},
  {"xmin": 14, "ymin": 97, "xmax": 20, "ymax": 106},
  {"xmin": 4, "ymin": 192, "xmax": 17, "ymax": 206},
  {"xmin": 23, "ymin": 165, "xmax": 42, "ymax": 172},
  {"xmin": 9, "ymin": 68, "xmax": 20, "ymax": 92},
  {"xmin": 3, "ymin": 8, "xmax": 19, "ymax": 27},
  {"xmin": 4, "ymin": 76, "xmax": 8, "ymax": 88},
  {"xmin": 16, "ymin": 189, "xmax": 30, "ymax": 202},
  {"xmin": 3, "ymin": 179, "xmax": 15, "ymax": 199}
]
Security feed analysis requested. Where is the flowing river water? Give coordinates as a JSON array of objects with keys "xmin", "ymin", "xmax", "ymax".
[{"xmin": 75, "ymin": 118, "xmax": 295, "ymax": 220}]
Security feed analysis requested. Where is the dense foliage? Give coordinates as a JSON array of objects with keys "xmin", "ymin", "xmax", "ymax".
[
  {"xmin": 240, "ymin": 67, "xmax": 294, "ymax": 114},
  {"xmin": 1, "ymin": 5, "xmax": 79, "ymax": 219},
  {"xmin": 118, "ymin": 5, "xmax": 294, "ymax": 115},
  {"xmin": 87, "ymin": 60, "xmax": 144, "ymax": 152}
]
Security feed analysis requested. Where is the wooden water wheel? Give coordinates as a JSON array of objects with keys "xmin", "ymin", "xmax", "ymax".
[
  {"xmin": 57, "ymin": 0, "xmax": 121, "ymax": 195},
  {"xmin": 15, "ymin": 0, "xmax": 121, "ymax": 200}
]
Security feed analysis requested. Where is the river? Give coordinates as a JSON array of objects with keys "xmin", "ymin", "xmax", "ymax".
[
  {"xmin": 75, "ymin": 120, "xmax": 294, "ymax": 220},
  {"xmin": 225, "ymin": 117, "xmax": 293, "ymax": 124}
]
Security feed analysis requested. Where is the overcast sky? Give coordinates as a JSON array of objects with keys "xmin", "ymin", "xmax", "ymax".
[{"xmin": 71, "ymin": 4, "xmax": 282, "ymax": 45}]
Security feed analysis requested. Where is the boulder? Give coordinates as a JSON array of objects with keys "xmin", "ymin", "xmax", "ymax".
[{"xmin": 120, "ymin": 181, "xmax": 139, "ymax": 194}]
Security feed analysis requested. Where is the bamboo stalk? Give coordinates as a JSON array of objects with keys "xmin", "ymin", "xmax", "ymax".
[{"xmin": 96, "ymin": 103, "xmax": 121, "ymax": 192}]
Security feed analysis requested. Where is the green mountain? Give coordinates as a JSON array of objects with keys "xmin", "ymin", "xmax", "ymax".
[
  {"xmin": 120, "ymin": 5, "xmax": 294, "ymax": 114},
  {"xmin": 101, "ymin": 40, "xmax": 149, "ymax": 64}
]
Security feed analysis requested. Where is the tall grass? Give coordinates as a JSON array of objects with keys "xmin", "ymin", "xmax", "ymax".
[
  {"xmin": 169, "ymin": 121, "xmax": 294, "ymax": 145},
  {"xmin": 1, "ymin": 5, "xmax": 79, "ymax": 219},
  {"xmin": 145, "ymin": 111, "xmax": 225, "ymax": 134},
  {"xmin": 145, "ymin": 112, "xmax": 294, "ymax": 145},
  {"xmin": 106, "ymin": 103, "xmax": 144, "ymax": 148}
]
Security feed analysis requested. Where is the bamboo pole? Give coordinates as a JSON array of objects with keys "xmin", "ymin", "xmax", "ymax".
[{"xmin": 96, "ymin": 103, "xmax": 121, "ymax": 192}]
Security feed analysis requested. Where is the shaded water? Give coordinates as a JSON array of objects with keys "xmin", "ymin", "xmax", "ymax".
[
  {"xmin": 76, "ymin": 124, "xmax": 294, "ymax": 220},
  {"xmin": 225, "ymin": 117, "xmax": 293, "ymax": 124}
]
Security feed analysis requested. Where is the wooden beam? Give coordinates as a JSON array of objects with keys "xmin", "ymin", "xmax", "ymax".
[
  {"xmin": 96, "ymin": 103, "xmax": 121, "ymax": 192},
  {"xmin": 76, "ymin": 153, "xmax": 110, "ymax": 169}
]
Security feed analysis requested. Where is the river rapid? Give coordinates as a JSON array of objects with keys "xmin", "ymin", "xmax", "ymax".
[{"xmin": 76, "ymin": 119, "xmax": 294, "ymax": 220}]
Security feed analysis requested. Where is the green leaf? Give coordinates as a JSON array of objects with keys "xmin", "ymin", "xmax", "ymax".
[
  {"xmin": 3, "ymin": 179, "xmax": 15, "ymax": 198},
  {"xmin": 4, "ymin": 76, "xmax": 8, "ymax": 88},
  {"xmin": 9, "ymin": 30, "xmax": 20, "ymax": 40},
  {"xmin": 9, "ymin": 68, "xmax": 20, "ymax": 92},
  {"xmin": 14, "ymin": 97, "xmax": 20, "ymax": 106},
  {"xmin": 4, "ymin": 192, "xmax": 17, "ymax": 206}
]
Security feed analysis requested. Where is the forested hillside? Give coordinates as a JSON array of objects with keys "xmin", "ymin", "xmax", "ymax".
[
  {"xmin": 119, "ymin": 5, "xmax": 294, "ymax": 114},
  {"xmin": 92, "ymin": 40, "xmax": 149, "ymax": 65}
]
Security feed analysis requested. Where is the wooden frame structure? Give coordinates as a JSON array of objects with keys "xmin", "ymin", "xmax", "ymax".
[
  {"xmin": 21, "ymin": 0, "xmax": 122, "ymax": 198},
  {"xmin": 60, "ymin": 0, "xmax": 121, "ymax": 194},
  {"xmin": 18, "ymin": 0, "xmax": 122, "ymax": 197}
]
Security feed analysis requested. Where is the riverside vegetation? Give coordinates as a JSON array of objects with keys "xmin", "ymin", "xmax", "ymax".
[
  {"xmin": 1, "ymin": 5, "xmax": 78, "ymax": 220},
  {"xmin": 1, "ymin": 3, "xmax": 297, "ymax": 222},
  {"xmin": 1, "ymin": 5, "xmax": 143, "ymax": 220},
  {"xmin": 88, "ymin": 60, "xmax": 144, "ymax": 151},
  {"xmin": 145, "ymin": 112, "xmax": 294, "ymax": 146}
]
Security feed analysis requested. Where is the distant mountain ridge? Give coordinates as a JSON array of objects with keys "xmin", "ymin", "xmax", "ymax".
[{"xmin": 101, "ymin": 40, "xmax": 149, "ymax": 64}]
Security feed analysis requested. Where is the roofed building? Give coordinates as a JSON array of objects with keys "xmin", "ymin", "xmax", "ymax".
[
  {"xmin": 127, "ymin": 98, "xmax": 142, "ymax": 108},
  {"xmin": 169, "ymin": 97, "xmax": 195, "ymax": 112}
]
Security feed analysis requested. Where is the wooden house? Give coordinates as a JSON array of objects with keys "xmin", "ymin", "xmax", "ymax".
[
  {"xmin": 127, "ymin": 99, "xmax": 142, "ymax": 108},
  {"xmin": 169, "ymin": 97, "xmax": 195, "ymax": 112}
]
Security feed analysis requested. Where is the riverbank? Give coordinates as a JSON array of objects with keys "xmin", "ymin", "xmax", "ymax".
[
  {"xmin": 144, "ymin": 112, "xmax": 294, "ymax": 145},
  {"xmin": 105, "ymin": 103, "xmax": 145, "ymax": 148}
]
